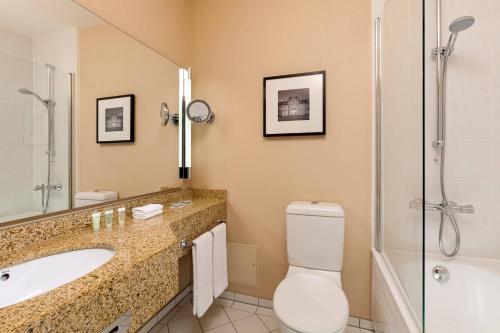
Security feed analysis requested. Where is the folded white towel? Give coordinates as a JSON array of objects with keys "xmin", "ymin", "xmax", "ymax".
[
  {"xmin": 132, "ymin": 209, "xmax": 163, "ymax": 220},
  {"xmin": 211, "ymin": 223, "xmax": 228, "ymax": 298},
  {"xmin": 192, "ymin": 232, "xmax": 214, "ymax": 317},
  {"xmin": 132, "ymin": 204, "xmax": 163, "ymax": 215}
]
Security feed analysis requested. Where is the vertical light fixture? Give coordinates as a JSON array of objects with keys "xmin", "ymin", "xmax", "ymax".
[{"xmin": 178, "ymin": 68, "xmax": 192, "ymax": 178}]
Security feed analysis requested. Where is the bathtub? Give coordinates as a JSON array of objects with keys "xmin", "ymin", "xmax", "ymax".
[
  {"xmin": 372, "ymin": 248, "xmax": 500, "ymax": 333},
  {"xmin": 0, "ymin": 211, "xmax": 42, "ymax": 223}
]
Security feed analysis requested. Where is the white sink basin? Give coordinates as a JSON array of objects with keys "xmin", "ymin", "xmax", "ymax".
[{"xmin": 0, "ymin": 248, "xmax": 115, "ymax": 309}]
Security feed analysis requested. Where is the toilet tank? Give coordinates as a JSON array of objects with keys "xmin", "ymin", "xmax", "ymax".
[{"xmin": 286, "ymin": 201, "xmax": 345, "ymax": 272}]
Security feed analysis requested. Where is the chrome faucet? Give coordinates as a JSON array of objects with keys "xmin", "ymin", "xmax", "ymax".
[{"xmin": 409, "ymin": 199, "xmax": 474, "ymax": 215}]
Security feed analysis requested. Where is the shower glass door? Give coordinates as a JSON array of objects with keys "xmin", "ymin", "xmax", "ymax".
[
  {"xmin": 378, "ymin": 0, "xmax": 425, "ymax": 329},
  {"xmin": 423, "ymin": 0, "xmax": 499, "ymax": 331},
  {"xmin": 0, "ymin": 54, "xmax": 71, "ymax": 222}
]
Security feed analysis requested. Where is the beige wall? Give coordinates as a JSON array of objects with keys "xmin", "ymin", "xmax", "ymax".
[
  {"xmin": 188, "ymin": 0, "xmax": 372, "ymax": 318},
  {"xmin": 78, "ymin": 23, "xmax": 181, "ymax": 197},
  {"xmin": 75, "ymin": 0, "xmax": 373, "ymax": 318},
  {"xmin": 73, "ymin": 0, "xmax": 189, "ymax": 66}
]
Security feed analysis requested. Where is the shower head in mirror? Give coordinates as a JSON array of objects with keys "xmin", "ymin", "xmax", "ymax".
[{"xmin": 186, "ymin": 100, "xmax": 215, "ymax": 124}]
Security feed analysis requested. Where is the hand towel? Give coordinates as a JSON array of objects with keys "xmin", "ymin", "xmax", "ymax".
[
  {"xmin": 132, "ymin": 209, "xmax": 163, "ymax": 220},
  {"xmin": 211, "ymin": 223, "xmax": 228, "ymax": 298},
  {"xmin": 132, "ymin": 204, "xmax": 163, "ymax": 215},
  {"xmin": 192, "ymin": 231, "xmax": 214, "ymax": 317}
]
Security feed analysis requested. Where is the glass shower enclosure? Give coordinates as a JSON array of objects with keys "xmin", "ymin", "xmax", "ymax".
[
  {"xmin": 375, "ymin": 0, "xmax": 425, "ymax": 329},
  {"xmin": 375, "ymin": 0, "xmax": 500, "ymax": 332},
  {"xmin": 0, "ymin": 53, "xmax": 71, "ymax": 223}
]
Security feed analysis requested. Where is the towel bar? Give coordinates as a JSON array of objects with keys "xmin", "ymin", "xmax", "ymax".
[{"xmin": 180, "ymin": 219, "xmax": 226, "ymax": 249}]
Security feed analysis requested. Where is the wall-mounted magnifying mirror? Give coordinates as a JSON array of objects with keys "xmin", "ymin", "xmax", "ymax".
[
  {"xmin": 186, "ymin": 99, "xmax": 215, "ymax": 124},
  {"xmin": 160, "ymin": 102, "xmax": 178, "ymax": 126}
]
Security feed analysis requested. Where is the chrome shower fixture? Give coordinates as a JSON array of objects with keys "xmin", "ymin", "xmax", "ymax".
[
  {"xmin": 18, "ymin": 63, "xmax": 57, "ymax": 214},
  {"xmin": 428, "ymin": 15, "xmax": 476, "ymax": 258},
  {"xmin": 18, "ymin": 88, "xmax": 50, "ymax": 107},
  {"xmin": 444, "ymin": 16, "xmax": 475, "ymax": 56}
]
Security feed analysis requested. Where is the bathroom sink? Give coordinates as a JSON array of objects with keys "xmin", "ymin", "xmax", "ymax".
[{"xmin": 0, "ymin": 248, "xmax": 115, "ymax": 309}]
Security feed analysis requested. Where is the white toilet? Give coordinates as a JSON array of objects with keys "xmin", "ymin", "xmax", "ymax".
[{"xmin": 273, "ymin": 201, "xmax": 349, "ymax": 333}]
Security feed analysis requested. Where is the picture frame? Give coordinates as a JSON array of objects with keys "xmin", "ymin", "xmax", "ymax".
[
  {"xmin": 96, "ymin": 94, "xmax": 135, "ymax": 143},
  {"xmin": 263, "ymin": 71, "xmax": 326, "ymax": 137}
]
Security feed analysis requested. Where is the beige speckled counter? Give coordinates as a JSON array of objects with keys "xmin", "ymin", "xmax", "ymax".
[{"xmin": 0, "ymin": 191, "xmax": 226, "ymax": 333}]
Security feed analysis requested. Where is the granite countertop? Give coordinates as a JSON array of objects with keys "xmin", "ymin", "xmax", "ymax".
[{"xmin": 0, "ymin": 195, "xmax": 226, "ymax": 333}]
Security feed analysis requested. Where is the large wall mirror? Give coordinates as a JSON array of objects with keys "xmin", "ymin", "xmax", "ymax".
[{"xmin": 0, "ymin": 0, "xmax": 182, "ymax": 225}]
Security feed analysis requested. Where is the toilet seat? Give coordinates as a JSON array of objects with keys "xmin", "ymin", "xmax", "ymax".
[{"xmin": 274, "ymin": 273, "xmax": 349, "ymax": 333}]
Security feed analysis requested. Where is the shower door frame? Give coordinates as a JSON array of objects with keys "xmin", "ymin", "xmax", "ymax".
[{"xmin": 373, "ymin": 0, "xmax": 427, "ymax": 331}]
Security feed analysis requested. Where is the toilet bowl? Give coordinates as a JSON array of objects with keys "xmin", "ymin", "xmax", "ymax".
[
  {"xmin": 274, "ymin": 266, "xmax": 349, "ymax": 333},
  {"xmin": 273, "ymin": 202, "xmax": 348, "ymax": 333}
]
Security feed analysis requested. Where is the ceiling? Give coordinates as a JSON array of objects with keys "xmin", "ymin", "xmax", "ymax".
[{"xmin": 0, "ymin": 0, "xmax": 103, "ymax": 37}]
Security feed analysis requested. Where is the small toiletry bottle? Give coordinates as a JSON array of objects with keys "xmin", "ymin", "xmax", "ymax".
[
  {"xmin": 118, "ymin": 207, "xmax": 126, "ymax": 225},
  {"xmin": 92, "ymin": 211, "xmax": 101, "ymax": 232},
  {"xmin": 104, "ymin": 209, "xmax": 113, "ymax": 230}
]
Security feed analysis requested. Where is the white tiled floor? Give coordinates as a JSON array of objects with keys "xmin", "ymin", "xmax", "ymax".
[
  {"xmin": 149, "ymin": 293, "xmax": 374, "ymax": 333},
  {"xmin": 149, "ymin": 294, "xmax": 279, "ymax": 333},
  {"xmin": 346, "ymin": 316, "xmax": 375, "ymax": 333}
]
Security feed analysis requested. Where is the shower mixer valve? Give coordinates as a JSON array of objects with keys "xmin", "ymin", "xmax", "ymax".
[
  {"xmin": 34, "ymin": 183, "xmax": 63, "ymax": 192},
  {"xmin": 409, "ymin": 198, "xmax": 474, "ymax": 215}
]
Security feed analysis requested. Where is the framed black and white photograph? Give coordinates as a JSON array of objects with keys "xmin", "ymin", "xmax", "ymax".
[
  {"xmin": 96, "ymin": 94, "xmax": 135, "ymax": 143},
  {"xmin": 263, "ymin": 71, "xmax": 325, "ymax": 137}
]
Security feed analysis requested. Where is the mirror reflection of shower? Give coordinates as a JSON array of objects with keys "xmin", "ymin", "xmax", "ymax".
[{"xmin": 18, "ymin": 63, "xmax": 62, "ymax": 214}]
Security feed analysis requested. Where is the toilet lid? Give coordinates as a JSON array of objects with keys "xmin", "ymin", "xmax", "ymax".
[{"xmin": 274, "ymin": 273, "xmax": 349, "ymax": 333}]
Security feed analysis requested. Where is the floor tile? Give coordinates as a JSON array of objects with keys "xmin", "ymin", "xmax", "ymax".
[
  {"xmin": 168, "ymin": 316, "xmax": 202, "ymax": 333},
  {"xmin": 360, "ymin": 329, "xmax": 375, "ymax": 333},
  {"xmin": 159, "ymin": 307, "xmax": 181, "ymax": 325},
  {"xmin": 220, "ymin": 291, "xmax": 235, "ymax": 300},
  {"xmin": 170, "ymin": 302, "xmax": 194, "ymax": 322},
  {"xmin": 258, "ymin": 314, "xmax": 279, "ymax": 331},
  {"xmin": 258, "ymin": 299, "xmax": 273, "ymax": 309},
  {"xmin": 235, "ymin": 293, "xmax": 259, "ymax": 305},
  {"xmin": 348, "ymin": 316, "xmax": 360, "ymax": 327},
  {"xmin": 231, "ymin": 301, "xmax": 257, "ymax": 313},
  {"xmin": 345, "ymin": 326, "xmax": 361, "ymax": 333},
  {"xmin": 199, "ymin": 306, "xmax": 230, "ymax": 331},
  {"xmin": 360, "ymin": 319, "xmax": 373, "ymax": 330},
  {"xmin": 205, "ymin": 323, "xmax": 237, "ymax": 333},
  {"xmin": 178, "ymin": 293, "xmax": 193, "ymax": 306},
  {"xmin": 256, "ymin": 307, "xmax": 274, "ymax": 317},
  {"xmin": 224, "ymin": 308, "xmax": 254, "ymax": 322},
  {"xmin": 232, "ymin": 315, "xmax": 268, "ymax": 333},
  {"xmin": 214, "ymin": 298, "xmax": 234, "ymax": 308},
  {"xmin": 149, "ymin": 323, "xmax": 169, "ymax": 333},
  {"xmin": 157, "ymin": 301, "xmax": 178, "ymax": 323}
]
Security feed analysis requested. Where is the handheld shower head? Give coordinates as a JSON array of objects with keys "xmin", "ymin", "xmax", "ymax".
[
  {"xmin": 449, "ymin": 16, "xmax": 475, "ymax": 33},
  {"xmin": 18, "ymin": 88, "xmax": 49, "ymax": 107},
  {"xmin": 18, "ymin": 88, "xmax": 33, "ymax": 95},
  {"xmin": 445, "ymin": 16, "xmax": 475, "ymax": 55}
]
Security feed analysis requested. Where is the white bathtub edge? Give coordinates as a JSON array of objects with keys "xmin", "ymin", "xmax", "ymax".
[{"xmin": 371, "ymin": 248, "xmax": 421, "ymax": 333}]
